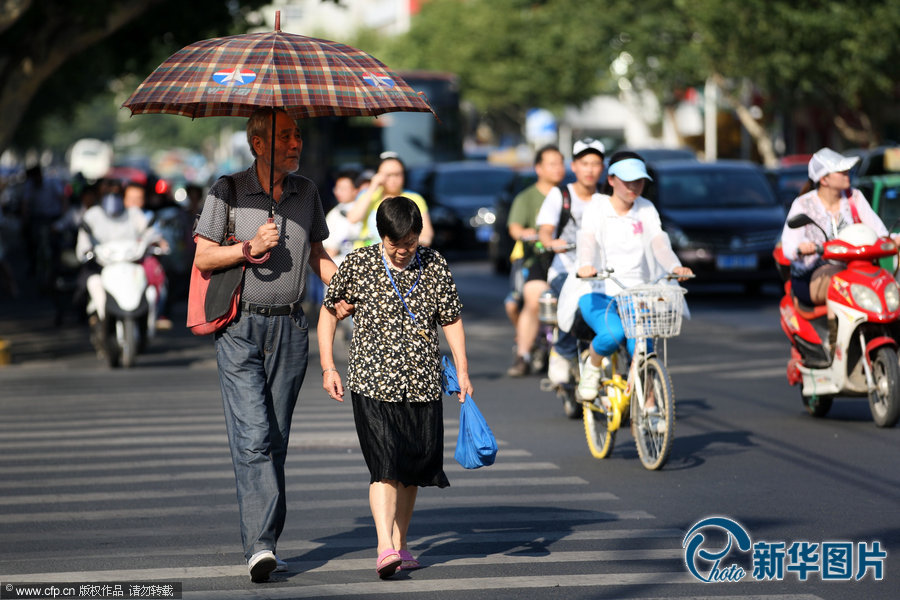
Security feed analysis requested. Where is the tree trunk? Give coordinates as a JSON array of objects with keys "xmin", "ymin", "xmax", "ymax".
[
  {"xmin": 711, "ymin": 73, "xmax": 778, "ymax": 168},
  {"xmin": 0, "ymin": 0, "xmax": 160, "ymax": 154}
]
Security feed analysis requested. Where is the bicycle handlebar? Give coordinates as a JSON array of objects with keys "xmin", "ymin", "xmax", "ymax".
[{"xmin": 577, "ymin": 269, "xmax": 694, "ymax": 290}]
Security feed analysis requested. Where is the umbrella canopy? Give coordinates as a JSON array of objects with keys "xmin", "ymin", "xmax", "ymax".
[
  {"xmin": 122, "ymin": 13, "xmax": 435, "ymax": 121},
  {"xmin": 122, "ymin": 12, "xmax": 435, "ymax": 219}
]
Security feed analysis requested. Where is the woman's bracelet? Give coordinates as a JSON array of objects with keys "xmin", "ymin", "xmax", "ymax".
[{"xmin": 322, "ymin": 367, "xmax": 338, "ymax": 375}]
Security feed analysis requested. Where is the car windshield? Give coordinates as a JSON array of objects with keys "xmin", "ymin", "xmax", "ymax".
[
  {"xmin": 434, "ymin": 170, "xmax": 515, "ymax": 196},
  {"xmin": 657, "ymin": 170, "xmax": 777, "ymax": 209}
]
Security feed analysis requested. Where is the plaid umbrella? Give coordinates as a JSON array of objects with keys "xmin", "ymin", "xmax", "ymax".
[
  {"xmin": 122, "ymin": 12, "xmax": 435, "ymax": 215},
  {"xmin": 122, "ymin": 13, "xmax": 434, "ymax": 120}
]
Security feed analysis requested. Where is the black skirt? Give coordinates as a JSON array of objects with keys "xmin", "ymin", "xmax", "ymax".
[{"xmin": 351, "ymin": 391, "xmax": 450, "ymax": 488}]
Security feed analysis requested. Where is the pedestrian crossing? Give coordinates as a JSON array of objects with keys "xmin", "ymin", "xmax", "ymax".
[{"xmin": 0, "ymin": 366, "xmax": 826, "ymax": 600}]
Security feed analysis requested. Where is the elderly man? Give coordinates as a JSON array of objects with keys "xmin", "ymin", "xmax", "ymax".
[{"xmin": 193, "ymin": 108, "xmax": 349, "ymax": 583}]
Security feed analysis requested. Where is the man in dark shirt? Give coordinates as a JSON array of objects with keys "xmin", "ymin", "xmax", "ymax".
[{"xmin": 194, "ymin": 108, "xmax": 349, "ymax": 583}]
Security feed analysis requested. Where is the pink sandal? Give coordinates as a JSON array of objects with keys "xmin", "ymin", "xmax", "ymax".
[
  {"xmin": 376, "ymin": 548, "xmax": 401, "ymax": 579},
  {"xmin": 398, "ymin": 549, "xmax": 420, "ymax": 571}
]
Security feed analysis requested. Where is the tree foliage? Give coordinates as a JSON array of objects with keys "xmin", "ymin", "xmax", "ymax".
[
  {"xmin": 362, "ymin": 0, "xmax": 899, "ymax": 159},
  {"xmin": 0, "ymin": 0, "xmax": 268, "ymax": 156},
  {"xmin": 370, "ymin": 0, "xmax": 624, "ymax": 130},
  {"xmin": 612, "ymin": 0, "xmax": 900, "ymax": 157}
]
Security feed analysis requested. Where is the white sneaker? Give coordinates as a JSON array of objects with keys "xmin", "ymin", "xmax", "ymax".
[
  {"xmin": 548, "ymin": 350, "xmax": 573, "ymax": 385},
  {"xmin": 248, "ymin": 550, "xmax": 277, "ymax": 583},
  {"xmin": 577, "ymin": 360, "xmax": 603, "ymax": 401},
  {"xmin": 274, "ymin": 555, "xmax": 289, "ymax": 572}
]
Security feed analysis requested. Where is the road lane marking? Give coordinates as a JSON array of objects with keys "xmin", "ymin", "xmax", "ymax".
[{"xmin": 0, "ymin": 476, "xmax": 589, "ymax": 506}]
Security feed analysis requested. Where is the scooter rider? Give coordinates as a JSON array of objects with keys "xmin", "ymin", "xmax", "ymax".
[
  {"xmin": 564, "ymin": 152, "xmax": 692, "ymax": 402},
  {"xmin": 780, "ymin": 147, "xmax": 894, "ymax": 352},
  {"xmin": 75, "ymin": 188, "xmax": 163, "ymax": 328}
]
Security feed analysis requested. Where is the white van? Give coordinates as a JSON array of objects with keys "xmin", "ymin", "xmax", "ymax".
[{"xmin": 69, "ymin": 138, "xmax": 113, "ymax": 181}]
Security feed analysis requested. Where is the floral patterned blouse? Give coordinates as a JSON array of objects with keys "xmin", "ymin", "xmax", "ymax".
[{"xmin": 323, "ymin": 244, "xmax": 463, "ymax": 402}]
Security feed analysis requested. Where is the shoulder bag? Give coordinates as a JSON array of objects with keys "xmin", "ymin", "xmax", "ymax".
[{"xmin": 186, "ymin": 176, "xmax": 244, "ymax": 336}]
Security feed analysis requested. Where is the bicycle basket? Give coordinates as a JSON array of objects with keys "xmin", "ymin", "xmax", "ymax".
[{"xmin": 616, "ymin": 284, "xmax": 687, "ymax": 339}]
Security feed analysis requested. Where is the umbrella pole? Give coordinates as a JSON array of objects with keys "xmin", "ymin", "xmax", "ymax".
[{"xmin": 268, "ymin": 108, "xmax": 276, "ymax": 219}]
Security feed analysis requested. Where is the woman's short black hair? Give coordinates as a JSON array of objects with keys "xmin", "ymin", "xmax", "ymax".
[
  {"xmin": 376, "ymin": 196, "xmax": 423, "ymax": 241},
  {"xmin": 600, "ymin": 150, "xmax": 646, "ymax": 194}
]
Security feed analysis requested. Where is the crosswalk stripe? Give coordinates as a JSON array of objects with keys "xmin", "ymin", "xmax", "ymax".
[
  {"xmin": 667, "ymin": 357, "xmax": 783, "ymax": 374},
  {"xmin": 0, "ymin": 492, "xmax": 622, "ymax": 524},
  {"xmin": 5, "ymin": 569, "xmax": 825, "ymax": 600},
  {"xmin": 195, "ymin": 586, "xmax": 823, "ymax": 600},
  {"xmin": 0, "ymin": 460, "xmax": 556, "ymax": 490},
  {"xmin": 5, "ymin": 528, "xmax": 686, "ymax": 559},
  {"xmin": 7, "ymin": 447, "xmax": 534, "ymax": 464},
  {"xmin": 0, "ymin": 476, "xmax": 589, "ymax": 506},
  {"xmin": 713, "ymin": 367, "xmax": 786, "ymax": 379},
  {"xmin": 1, "ymin": 550, "xmax": 685, "ymax": 582},
  {"xmin": 3, "ymin": 509, "xmax": 657, "ymax": 545}
]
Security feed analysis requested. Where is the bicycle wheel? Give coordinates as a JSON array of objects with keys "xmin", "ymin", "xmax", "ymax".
[
  {"xmin": 583, "ymin": 398, "xmax": 616, "ymax": 459},
  {"xmin": 632, "ymin": 356, "xmax": 674, "ymax": 470}
]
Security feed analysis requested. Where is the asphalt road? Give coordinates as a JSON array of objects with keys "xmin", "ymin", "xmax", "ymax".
[{"xmin": 0, "ymin": 261, "xmax": 897, "ymax": 600}]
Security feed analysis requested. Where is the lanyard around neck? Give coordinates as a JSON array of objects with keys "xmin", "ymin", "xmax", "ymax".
[{"xmin": 382, "ymin": 248, "xmax": 423, "ymax": 324}]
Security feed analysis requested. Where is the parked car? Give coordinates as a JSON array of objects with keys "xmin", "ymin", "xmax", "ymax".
[
  {"xmin": 846, "ymin": 145, "xmax": 900, "ymax": 179},
  {"xmin": 643, "ymin": 160, "xmax": 786, "ymax": 291},
  {"xmin": 765, "ymin": 162, "xmax": 809, "ymax": 210},
  {"xmin": 406, "ymin": 161, "xmax": 517, "ymax": 254},
  {"xmin": 616, "ymin": 146, "xmax": 698, "ymax": 163}
]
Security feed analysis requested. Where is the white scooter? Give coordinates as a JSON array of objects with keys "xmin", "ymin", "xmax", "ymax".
[{"xmin": 84, "ymin": 236, "xmax": 164, "ymax": 368}]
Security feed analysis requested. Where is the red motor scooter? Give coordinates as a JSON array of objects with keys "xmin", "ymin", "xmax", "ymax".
[{"xmin": 775, "ymin": 214, "xmax": 900, "ymax": 427}]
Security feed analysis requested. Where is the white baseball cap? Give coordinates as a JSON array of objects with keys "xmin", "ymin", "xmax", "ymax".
[
  {"xmin": 573, "ymin": 138, "xmax": 605, "ymax": 159},
  {"xmin": 808, "ymin": 148, "xmax": 859, "ymax": 183}
]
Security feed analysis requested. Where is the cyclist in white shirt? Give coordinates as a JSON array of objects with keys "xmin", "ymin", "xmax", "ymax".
[{"xmin": 569, "ymin": 152, "xmax": 692, "ymax": 401}]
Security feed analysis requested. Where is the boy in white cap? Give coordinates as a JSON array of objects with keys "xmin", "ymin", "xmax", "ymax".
[
  {"xmin": 781, "ymin": 147, "xmax": 893, "ymax": 351},
  {"xmin": 536, "ymin": 138, "xmax": 606, "ymax": 384}
]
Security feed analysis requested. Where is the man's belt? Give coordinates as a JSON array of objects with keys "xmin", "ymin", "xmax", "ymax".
[{"xmin": 240, "ymin": 301, "xmax": 299, "ymax": 316}]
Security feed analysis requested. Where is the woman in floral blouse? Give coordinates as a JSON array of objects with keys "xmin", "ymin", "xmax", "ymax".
[{"xmin": 318, "ymin": 196, "xmax": 473, "ymax": 579}]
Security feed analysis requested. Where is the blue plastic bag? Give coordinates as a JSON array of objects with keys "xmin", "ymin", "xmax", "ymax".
[{"xmin": 442, "ymin": 356, "xmax": 498, "ymax": 469}]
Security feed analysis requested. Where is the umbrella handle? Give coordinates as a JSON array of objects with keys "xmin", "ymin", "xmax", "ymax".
[{"xmin": 243, "ymin": 217, "xmax": 273, "ymax": 264}]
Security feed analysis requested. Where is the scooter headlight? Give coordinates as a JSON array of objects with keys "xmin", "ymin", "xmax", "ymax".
[
  {"xmin": 851, "ymin": 284, "xmax": 883, "ymax": 313},
  {"xmin": 885, "ymin": 281, "xmax": 900, "ymax": 312}
]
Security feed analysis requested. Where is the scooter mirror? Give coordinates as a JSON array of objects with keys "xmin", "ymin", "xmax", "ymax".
[{"xmin": 788, "ymin": 214, "xmax": 815, "ymax": 228}]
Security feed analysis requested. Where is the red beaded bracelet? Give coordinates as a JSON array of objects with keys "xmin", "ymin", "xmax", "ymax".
[{"xmin": 242, "ymin": 240, "xmax": 270, "ymax": 264}]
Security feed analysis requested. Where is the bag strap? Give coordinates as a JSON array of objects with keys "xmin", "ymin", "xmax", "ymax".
[
  {"xmin": 847, "ymin": 188, "xmax": 861, "ymax": 224},
  {"xmin": 192, "ymin": 175, "xmax": 237, "ymax": 242},
  {"xmin": 222, "ymin": 175, "xmax": 237, "ymax": 240},
  {"xmin": 555, "ymin": 183, "xmax": 571, "ymax": 238}
]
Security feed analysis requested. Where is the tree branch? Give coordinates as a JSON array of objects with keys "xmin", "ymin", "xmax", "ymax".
[
  {"xmin": 0, "ymin": 0, "xmax": 31, "ymax": 35},
  {"xmin": 0, "ymin": 0, "xmax": 164, "ymax": 152},
  {"xmin": 711, "ymin": 73, "xmax": 778, "ymax": 168},
  {"xmin": 834, "ymin": 113, "xmax": 877, "ymax": 148}
]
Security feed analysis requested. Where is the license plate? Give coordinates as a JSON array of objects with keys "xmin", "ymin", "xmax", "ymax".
[
  {"xmin": 476, "ymin": 225, "xmax": 493, "ymax": 242},
  {"xmin": 716, "ymin": 253, "xmax": 758, "ymax": 270}
]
